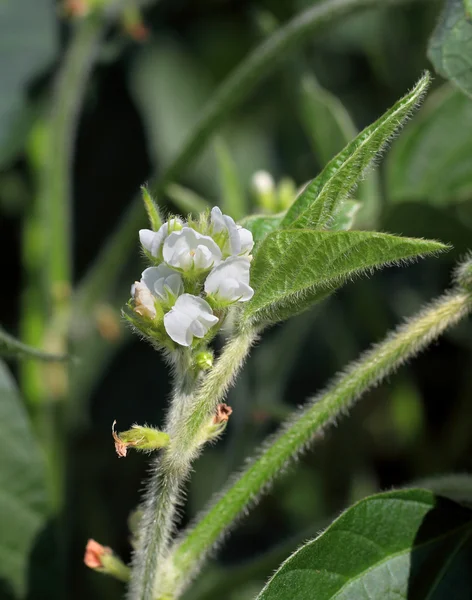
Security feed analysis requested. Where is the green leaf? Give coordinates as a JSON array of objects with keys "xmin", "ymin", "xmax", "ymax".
[
  {"xmin": 387, "ymin": 85, "xmax": 472, "ymax": 203},
  {"xmin": 238, "ymin": 213, "xmax": 285, "ymax": 246},
  {"xmin": 0, "ymin": 359, "xmax": 49, "ymax": 597},
  {"xmin": 282, "ymin": 73, "xmax": 431, "ymax": 231},
  {"xmin": 428, "ymin": 0, "xmax": 472, "ymax": 98},
  {"xmin": 0, "ymin": 0, "xmax": 58, "ymax": 167},
  {"xmin": 0, "ymin": 327, "xmax": 67, "ymax": 362},
  {"xmin": 214, "ymin": 137, "xmax": 246, "ymax": 220},
  {"xmin": 257, "ymin": 488, "xmax": 472, "ymax": 600},
  {"xmin": 243, "ymin": 230, "xmax": 447, "ymax": 325},
  {"xmin": 328, "ymin": 200, "xmax": 360, "ymax": 231}
]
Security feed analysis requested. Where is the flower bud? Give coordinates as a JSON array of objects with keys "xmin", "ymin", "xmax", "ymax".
[
  {"xmin": 112, "ymin": 421, "xmax": 170, "ymax": 458},
  {"xmin": 195, "ymin": 350, "xmax": 214, "ymax": 371},
  {"xmin": 277, "ymin": 177, "xmax": 297, "ymax": 211},
  {"xmin": 252, "ymin": 170, "xmax": 276, "ymax": 212},
  {"xmin": 84, "ymin": 539, "xmax": 129, "ymax": 582}
]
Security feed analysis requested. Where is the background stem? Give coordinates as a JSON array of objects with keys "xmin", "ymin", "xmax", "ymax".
[{"xmin": 162, "ymin": 288, "xmax": 472, "ymax": 598}]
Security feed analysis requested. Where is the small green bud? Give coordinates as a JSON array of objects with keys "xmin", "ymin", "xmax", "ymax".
[
  {"xmin": 112, "ymin": 421, "xmax": 170, "ymax": 457},
  {"xmin": 141, "ymin": 186, "xmax": 162, "ymax": 231},
  {"xmin": 277, "ymin": 177, "xmax": 297, "ymax": 211},
  {"xmin": 195, "ymin": 350, "xmax": 214, "ymax": 371}
]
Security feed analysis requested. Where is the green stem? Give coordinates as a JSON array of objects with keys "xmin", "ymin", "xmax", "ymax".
[
  {"xmin": 161, "ymin": 288, "xmax": 472, "ymax": 599},
  {"xmin": 128, "ymin": 331, "xmax": 257, "ymax": 600},
  {"xmin": 75, "ymin": 0, "xmax": 424, "ymax": 311}
]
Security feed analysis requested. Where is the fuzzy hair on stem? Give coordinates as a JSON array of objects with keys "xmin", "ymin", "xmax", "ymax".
[
  {"xmin": 127, "ymin": 330, "xmax": 257, "ymax": 600},
  {"xmin": 157, "ymin": 286, "xmax": 472, "ymax": 599}
]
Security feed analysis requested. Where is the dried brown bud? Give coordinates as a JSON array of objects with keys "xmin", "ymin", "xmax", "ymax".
[
  {"xmin": 213, "ymin": 403, "xmax": 232, "ymax": 425},
  {"xmin": 84, "ymin": 539, "xmax": 111, "ymax": 569},
  {"xmin": 112, "ymin": 421, "xmax": 129, "ymax": 458},
  {"xmin": 112, "ymin": 420, "xmax": 170, "ymax": 458}
]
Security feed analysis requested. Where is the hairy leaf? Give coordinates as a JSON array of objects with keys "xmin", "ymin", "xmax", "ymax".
[
  {"xmin": 0, "ymin": 359, "xmax": 49, "ymax": 597},
  {"xmin": 282, "ymin": 73, "xmax": 430, "ymax": 231},
  {"xmin": 257, "ymin": 489, "xmax": 472, "ymax": 600},
  {"xmin": 328, "ymin": 200, "xmax": 360, "ymax": 231},
  {"xmin": 243, "ymin": 229, "xmax": 447, "ymax": 324},
  {"xmin": 387, "ymin": 85, "xmax": 472, "ymax": 203},
  {"xmin": 239, "ymin": 213, "xmax": 285, "ymax": 246},
  {"xmin": 428, "ymin": 0, "xmax": 472, "ymax": 98}
]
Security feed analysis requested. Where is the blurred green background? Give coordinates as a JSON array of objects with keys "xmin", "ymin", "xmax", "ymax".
[{"xmin": 2, "ymin": 0, "xmax": 472, "ymax": 599}]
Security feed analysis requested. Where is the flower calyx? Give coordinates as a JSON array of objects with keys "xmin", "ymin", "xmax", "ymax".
[{"xmin": 112, "ymin": 421, "xmax": 170, "ymax": 458}]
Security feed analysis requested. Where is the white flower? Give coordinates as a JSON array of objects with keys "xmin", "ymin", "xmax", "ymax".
[
  {"xmin": 204, "ymin": 256, "xmax": 254, "ymax": 302},
  {"xmin": 131, "ymin": 281, "xmax": 157, "ymax": 319},
  {"xmin": 164, "ymin": 294, "xmax": 219, "ymax": 346},
  {"xmin": 163, "ymin": 227, "xmax": 222, "ymax": 271},
  {"xmin": 139, "ymin": 217, "xmax": 183, "ymax": 257},
  {"xmin": 141, "ymin": 264, "xmax": 183, "ymax": 302},
  {"xmin": 211, "ymin": 207, "xmax": 253, "ymax": 256},
  {"xmin": 252, "ymin": 170, "xmax": 274, "ymax": 195}
]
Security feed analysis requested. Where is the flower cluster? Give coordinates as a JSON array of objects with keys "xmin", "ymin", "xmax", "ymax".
[{"xmin": 129, "ymin": 207, "xmax": 254, "ymax": 348}]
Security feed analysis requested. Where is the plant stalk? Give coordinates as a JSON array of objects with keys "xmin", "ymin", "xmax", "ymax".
[
  {"xmin": 128, "ymin": 331, "xmax": 257, "ymax": 600},
  {"xmin": 160, "ymin": 287, "xmax": 472, "ymax": 599}
]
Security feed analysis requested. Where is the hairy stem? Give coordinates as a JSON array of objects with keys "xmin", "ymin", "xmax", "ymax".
[
  {"xmin": 161, "ymin": 287, "xmax": 472, "ymax": 598},
  {"xmin": 128, "ymin": 331, "xmax": 257, "ymax": 600},
  {"xmin": 75, "ymin": 0, "xmax": 424, "ymax": 311}
]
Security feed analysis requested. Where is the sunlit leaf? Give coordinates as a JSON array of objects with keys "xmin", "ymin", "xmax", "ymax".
[
  {"xmin": 258, "ymin": 489, "xmax": 472, "ymax": 600},
  {"xmin": 243, "ymin": 229, "xmax": 447, "ymax": 325}
]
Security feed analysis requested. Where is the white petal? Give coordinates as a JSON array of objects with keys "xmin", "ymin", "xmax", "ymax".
[
  {"xmin": 163, "ymin": 227, "xmax": 221, "ymax": 270},
  {"xmin": 164, "ymin": 310, "xmax": 194, "ymax": 346},
  {"xmin": 210, "ymin": 207, "xmax": 225, "ymax": 232},
  {"xmin": 194, "ymin": 245, "xmax": 214, "ymax": 270},
  {"xmin": 205, "ymin": 256, "xmax": 253, "ymax": 302},
  {"xmin": 237, "ymin": 226, "xmax": 254, "ymax": 255},
  {"xmin": 139, "ymin": 229, "xmax": 156, "ymax": 253},
  {"xmin": 163, "ymin": 294, "xmax": 218, "ymax": 346}
]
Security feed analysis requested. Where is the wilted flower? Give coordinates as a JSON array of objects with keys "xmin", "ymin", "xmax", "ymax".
[
  {"xmin": 164, "ymin": 294, "xmax": 218, "ymax": 346},
  {"xmin": 131, "ymin": 281, "xmax": 157, "ymax": 319},
  {"xmin": 205, "ymin": 256, "xmax": 253, "ymax": 302},
  {"xmin": 163, "ymin": 227, "xmax": 222, "ymax": 271},
  {"xmin": 84, "ymin": 539, "xmax": 112, "ymax": 569}
]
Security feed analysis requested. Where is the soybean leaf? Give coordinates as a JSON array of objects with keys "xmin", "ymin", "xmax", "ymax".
[
  {"xmin": 0, "ymin": 327, "xmax": 67, "ymax": 362},
  {"xmin": 243, "ymin": 230, "xmax": 447, "ymax": 325},
  {"xmin": 239, "ymin": 213, "xmax": 285, "ymax": 246},
  {"xmin": 428, "ymin": 0, "xmax": 472, "ymax": 98},
  {"xmin": 387, "ymin": 85, "xmax": 472, "ymax": 203},
  {"xmin": 257, "ymin": 488, "xmax": 472, "ymax": 600},
  {"xmin": 282, "ymin": 73, "xmax": 431, "ymax": 231},
  {"xmin": 328, "ymin": 200, "xmax": 360, "ymax": 231},
  {"xmin": 0, "ymin": 0, "xmax": 58, "ymax": 167},
  {"xmin": 215, "ymin": 137, "xmax": 246, "ymax": 220},
  {"xmin": 0, "ymin": 359, "xmax": 49, "ymax": 597}
]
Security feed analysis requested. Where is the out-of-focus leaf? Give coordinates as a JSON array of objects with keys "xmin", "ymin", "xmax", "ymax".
[
  {"xmin": 257, "ymin": 489, "xmax": 472, "ymax": 600},
  {"xmin": 428, "ymin": 0, "xmax": 472, "ymax": 98},
  {"xmin": 414, "ymin": 474, "xmax": 472, "ymax": 508},
  {"xmin": 0, "ymin": 359, "xmax": 49, "ymax": 597},
  {"xmin": 242, "ymin": 229, "xmax": 447, "ymax": 325},
  {"xmin": 0, "ymin": 0, "xmax": 58, "ymax": 167},
  {"xmin": 239, "ymin": 213, "xmax": 285, "ymax": 246},
  {"xmin": 166, "ymin": 183, "xmax": 210, "ymax": 216},
  {"xmin": 283, "ymin": 73, "xmax": 430, "ymax": 231},
  {"xmin": 0, "ymin": 327, "xmax": 67, "ymax": 362},
  {"xmin": 214, "ymin": 137, "xmax": 246, "ymax": 220},
  {"xmin": 387, "ymin": 85, "xmax": 472, "ymax": 203}
]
